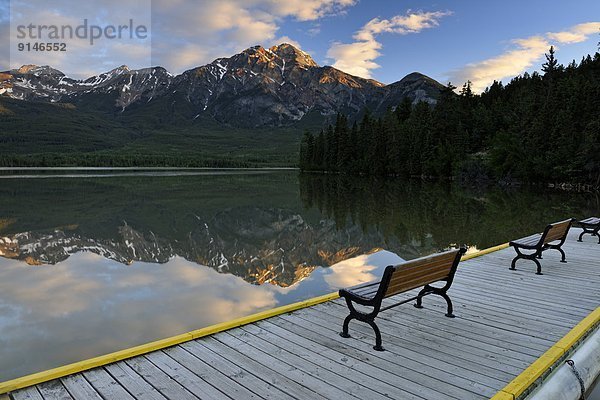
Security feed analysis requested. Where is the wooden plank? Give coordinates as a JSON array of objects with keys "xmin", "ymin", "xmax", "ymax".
[
  {"xmin": 311, "ymin": 303, "xmax": 536, "ymax": 368},
  {"xmin": 103, "ymin": 362, "xmax": 167, "ymax": 400},
  {"xmin": 238, "ymin": 324, "xmax": 397, "ymax": 400},
  {"xmin": 212, "ymin": 324, "xmax": 424, "ymax": 400},
  {"xmin": 286, "ymin": 305, "xmax": 521, "ymax": 378},
  {"xmin": 124, "ymin": 357, "xmax": 198, "ymax": 400},
  {"xmin": 244, "ymin": 320, "xmax": 496, "ymax": 399},
  {"xmin": 254, "ymin": 319, "xmax": 458, "ymax": 396},
  {"xmin": 279, "ymin": 310, "xmax": 521, "ymax": 382},
  {"xmin": 375, "ymin": 300, "xmax": 551, "ymax": 355},
  {"xmin": 199, "ymin": 336, "xmax": 329, "ymax": 400},
  {"xmin": 409, "ymin": 298, "xmax": 578, "ymax": 337},
  {"xmin": 82, "ymin": 369, "xmax": 134, "ymax": 400},
  {"xmin": 274, "ymin": 312, "xmax": 497, "ymax": 399},
  {"xmin": 143, "ymin": 351, "xmax": 228, "ymax": 400},
  {"xmin": 259, "ymin": 317, "xmax": 508, "ymax": 390},
  {"xmin": 447, "ymin": 292, "xmax": 585, "ymax": 328},
  {"xmin": 162, "ymin": 346, "xmax": 261, "ymax": 400},
  {"xmin": 449, "ymin": 279, "xmax": 597, "ymax": 312},
  {"xmin": 304, "ymin": 304, "xmax": 534, "ymax": 371},
  {"xmin": 10, "ymin": 387, "xmax": 44, "ymax": 400},
  {"xmin": 60, "ymin": 375, "xmax": 102, "ymax": 400},
  {"xmin": 448, "ymin": 289, "xmax": 591, "ymax": 324},
  {"xmin": 214, "ymin": 331, "xmax": 359, "ymax": 400},
  {"xmin": 382, "ymin": 295, "xmax": 574, "ymax": 336},
  {"xmin": 36, "ymin": 381, "xmax": 73, "ymax": 400},
  {"xmin": 455, "ymin": 267, "xmax": 600, "ymax": 297},
  {"xmin": 180, "ymin": 341, "xmax": 290, "ymax": 400}
]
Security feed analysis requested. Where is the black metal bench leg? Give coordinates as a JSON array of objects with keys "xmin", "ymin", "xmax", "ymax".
[
  {"xmin": 366, "ymin": 320, "xmax": 384, "ymax": 351},
  {"xmin": 510, "ymin": 254, "xmax": 520, "ymax": 271},
  {"xmin": 340, "ymin": 314, "xmax": 353, "ymax": 338},
  {"xmin": 439, "ymin": 292, "xmax": 455, "ymax": 318},
  {"xmin": 414, "ymin": 287, "xmax": 430, "ymax": 309},
  {"xmin": 533, "ymin": 257, "xmax": 543, "ymax": 275},
  {"xmin": 511, "ymin": 248, "xmax": 543, "ymax": 275},
  {"xmin": 578, "ymin": 230, "xmax": 585, "ymax": 242},
  {"xmin": 558, "ymin": 247, "xmax": 567, "ymax": 263}
]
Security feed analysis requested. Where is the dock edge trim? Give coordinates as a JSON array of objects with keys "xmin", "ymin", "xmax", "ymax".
[
  {"xmin": 0, "ymin": 242, "xmax": 508, "ymax": 394},
  {"xmin": 491, "ymin": 307, "xmax": 600, "ymax": 400}
]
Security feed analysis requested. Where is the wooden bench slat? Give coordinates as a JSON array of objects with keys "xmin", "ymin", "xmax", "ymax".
[
  {"xmin": 545, "ymin": 220, "xmax": 572, "ymax": 242},
  {"xmin": 386, "ymin": 271, "xmax": 453, "ymax": 296}
]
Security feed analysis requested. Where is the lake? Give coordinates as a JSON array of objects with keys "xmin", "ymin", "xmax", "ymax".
[{"xmin": 0, "ymin": 169, "xmax": 597, "ymax": 381}]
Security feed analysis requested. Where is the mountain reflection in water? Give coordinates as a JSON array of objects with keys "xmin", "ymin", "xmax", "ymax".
[{"xmin": 0, "ymin": 170, "xmax": 597, "ymax": 380}]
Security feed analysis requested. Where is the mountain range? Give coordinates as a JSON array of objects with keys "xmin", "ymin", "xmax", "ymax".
[
  {"xmin": 0, "ymin": 44, "xmax": 446, "ymax": 166},
  {"xmin": 1, "ymin": 44, "xmax": 444, "ymax": 128}
]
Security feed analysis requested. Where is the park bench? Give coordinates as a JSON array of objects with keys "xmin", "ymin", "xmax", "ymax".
[
  {"xmin": 509, "ymin": 218, "xmax": 575, "ymax": 275},
  {"xmin": 338, "ymin": 247, "xmax": 467, "ymax": 351},
  {"xmin": 577, "ymin": 217, "xmax": 600, "ymax": 244}
]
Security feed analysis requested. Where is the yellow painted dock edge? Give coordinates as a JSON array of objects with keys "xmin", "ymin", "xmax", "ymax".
[
  {"xmin": 0, "ymin": 242, "xmax": 508, "ymax": 395},
  {"xmin": 491, "ymin": 307, "xmax": 600, "ymax": 400}
]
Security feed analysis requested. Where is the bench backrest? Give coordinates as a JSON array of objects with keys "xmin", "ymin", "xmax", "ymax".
[
  {"xmin": 383, "ymin": 248, "xmax": 465, "ymax": 298},
  {"xmin": 541, "ymin": 219, "xmax": 574, "ymax": 244}
]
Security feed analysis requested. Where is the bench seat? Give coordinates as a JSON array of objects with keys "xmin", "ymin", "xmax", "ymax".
[
  {"xmin": 342, "ymin": 281, "xmax": 381, "ymax": 301},
  {"xmin": 510, "ymin": 233, "xmax": 543, "ymax": 248},
  {"xmin": 339, "ymin": 247, "xmax": 466, "ymax": 351},
  {"xmin": 578, "ymin": 217, "xmax": 600, "ymax": 244}
]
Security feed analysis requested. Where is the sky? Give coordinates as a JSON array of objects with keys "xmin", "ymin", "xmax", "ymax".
[{"xmin": 1, "ymin": 0, "xmax": 600, "ymax": 93}]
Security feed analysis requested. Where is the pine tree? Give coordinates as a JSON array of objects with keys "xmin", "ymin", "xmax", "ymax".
[
  {"xmin": 325, "ymin": 124, "xmax": 337, "ymax": 171},
  {"xmin": 314, "ymin": 130, "xmax": 325, "ymax": 170},
  {"xmin": 460, "ymin": 81, "xmax": 474, "ymax": 98},
  {"xmin": 542, "ymin": 46, "xmax": 559, "ymax": 75},
  {"xmin": 395, "ymin": 97, "xmax": 413, "ymax": 122}
]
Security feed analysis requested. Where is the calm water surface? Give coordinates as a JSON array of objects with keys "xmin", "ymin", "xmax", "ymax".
[{"xmin": 0, "ymin": 169, "xmax": 598, "ymax": 381}]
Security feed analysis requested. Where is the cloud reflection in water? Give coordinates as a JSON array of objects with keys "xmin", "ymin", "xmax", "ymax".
[{"xmin": 0, "ymin": 248, "xmax": 399, "ymax": 381}]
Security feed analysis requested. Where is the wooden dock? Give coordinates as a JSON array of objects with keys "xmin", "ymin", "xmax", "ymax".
[{"xmin": 6, "ymin": 229, "xmax": 600, "ymax": 400}]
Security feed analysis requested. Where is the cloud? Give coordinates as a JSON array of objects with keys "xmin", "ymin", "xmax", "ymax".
[
  {"xmin": 6, "ymin": 0, "xmax": 152, "ymax": 78},
  {"xmin": 451, "ymin": 22, "xmax": 600, "ymax": 93},
  {"xmin": 272, "ymin": 36, "xmax": 304, "ymax": 50},
  {"xmin": 266, "ymin": 0, "xmax": 357, "ymax": 21},
  {"xmin": 327, "ymin": 10, "xmax": 452, "ymax": 79},
  {"xmin": 149, "ymin": 0, "xmax": 356, "ymax": 74},
  {"xmin": 307, "ymin": 24, "xmax": 321, "ymax": 37},
  {"xmin": 3, "ymin": 0, "xmax": 358, "ymax": 78},
  {"xmin": 0, "ymin": 252, "xmax": 279, "ymax": 380},
  {"xmin": 355, "ymin": 11, "xmax": 452, "ymax": 41},
  {"xmin": 0, "ymin": 20, "xmax": 8, "ymax": 71},
  {"xmin": 451, "ymin": 36, "xmax": 550, "ymax": 93},
  {"xmin": 327, "ymin": 39, "xmax": 383, "ymax": 78},
  {"xmin": 547, "ymin": 22, "xmax": 600, "ymax": 44}
]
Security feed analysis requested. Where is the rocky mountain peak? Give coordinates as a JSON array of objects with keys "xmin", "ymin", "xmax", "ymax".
[
  {"xmin": 17, "ymin": 65, "xmax": 38, "ymax": 74},
  {"xmin": 15, "ymin": 65, "xmax": 65, "ymax": 76},
  {"xmin": 108, "ymin": 65, "xmax": 131, "ymax": 75},
  {"xmin": 269, "ymin": 43, "xmax": 319, "ymax": 68}
]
